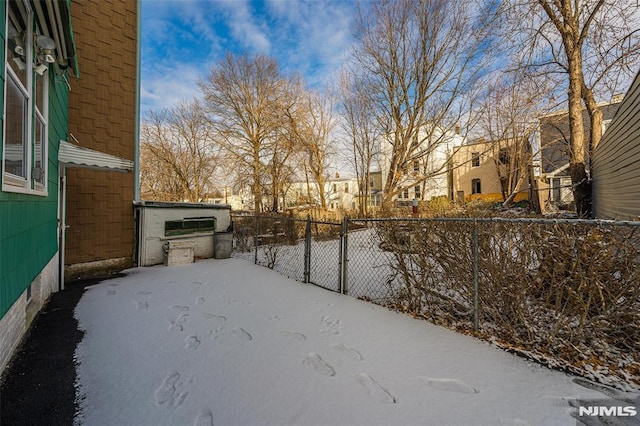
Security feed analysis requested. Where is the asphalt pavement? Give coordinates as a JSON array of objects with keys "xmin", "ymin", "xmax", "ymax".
[{"xmin": 0, "ymin": 278, "xmax": 98, "ymax": 426}]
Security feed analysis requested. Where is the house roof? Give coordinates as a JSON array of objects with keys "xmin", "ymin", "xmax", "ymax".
[{"xmin": 539, "ymin": 101, "xmax": 621, "ymax": 174}]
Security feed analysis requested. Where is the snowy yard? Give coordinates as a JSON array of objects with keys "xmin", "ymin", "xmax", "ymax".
[{"xmin": 74, "ymin": 258, "xmax": 636, "ymax": 425}]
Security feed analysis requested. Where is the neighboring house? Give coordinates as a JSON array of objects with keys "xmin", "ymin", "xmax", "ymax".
[
  {"xmin": 450, "ymin": 138, "xmax": 529, "ymax": 204},
  {"xmin": 356, "ymin": 170, "xmax": 383, "ymax": 210},
  {"xmin": 592, "ymin": 71, "xmax": 640, "ymax": 220},
  {"xmin": 283, "ymin": 179, "xmax": 322, "ymax": 210},
  {"xmin": 0, "ymin": 0, "xmax": 138, "ymax": 374},
  {"xmin": 326, "ymin": 174, "xmax": 358, "ymax": 211},
  {"xmin": 204, "ymin": 187, "xmax": 244, "ymax": 211},
  {"xmin": 379, "ymin": 125, "xmax": 464, "ymax": 203},
  {"xmin": 535, "ymin": 98, "xmax": 621, "ymax": 209}
]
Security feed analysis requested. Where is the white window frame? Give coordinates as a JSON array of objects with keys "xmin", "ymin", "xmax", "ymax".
[
  {"xmin": 2, "ymin": 0, "xmax": 48, "ymax": 196},
  {"xmin": 471, "ymin": 152, "xmax": 480, "ymax": 167},
  {"xmin": 33, "ymin": 68, "xmax": 48, "ymax": 190}
]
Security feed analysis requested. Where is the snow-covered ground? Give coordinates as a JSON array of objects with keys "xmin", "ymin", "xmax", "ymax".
[{"xmin": 74, "ymin": 258, "xmax": 637, "ymax": 426}]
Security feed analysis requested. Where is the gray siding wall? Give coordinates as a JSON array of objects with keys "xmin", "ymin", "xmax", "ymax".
[{"xmin": 592, "ymin": 72, "xmax": 640, "ymax": 220}]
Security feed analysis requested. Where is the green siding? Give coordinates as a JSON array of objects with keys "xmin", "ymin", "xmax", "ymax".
[{"xmin": 0, "ymin": 8, "xmax": 70, "ymax": 316}]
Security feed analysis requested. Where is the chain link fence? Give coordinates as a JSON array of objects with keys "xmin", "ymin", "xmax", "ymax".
[
  {"xmin": 232, "ymin": 213, "xmax": 640, "ymax": 388},
  {"xmin": 232, "ymin": 214, "xmax": 342, "ymax": 292}
]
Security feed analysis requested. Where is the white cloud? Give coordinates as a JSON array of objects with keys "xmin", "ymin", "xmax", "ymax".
[
  {"xmin": 213, "ymin": 0, "xmax": 272, "ymax": 53},
  {"xmin": 140, "ymin": 0, "xmax": 361, "ymax": 114},
  {"xmin": 264, "ymin": 0, "xmax": 355, "ymax": 86},
  {"xmin": 141, "ymin": 63, "xmax": 204, "ymax": 115}
]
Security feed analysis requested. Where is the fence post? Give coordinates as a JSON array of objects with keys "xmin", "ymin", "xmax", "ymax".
[
  {"xmin": 343, "ymin": 217, "xmax": 349, "ymax": 295},
  {"xmin": 304, "ymin": 215, "xmax": 311, "ymax": 284},
  {"xmin": 472, "ymin": 219, "xmax": 479, "ymax": 333},
  {"xmin": 338, "ymin": 218, "xmax": 345, "ymax": 293},
  {"xmin": 254, "ymin": 215, "xmax": 259, "ymax": 265}
]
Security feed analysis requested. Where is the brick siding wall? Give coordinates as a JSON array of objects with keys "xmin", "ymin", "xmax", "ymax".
[{"xmin": 65, "ymin": 0, "xmax": 138, "ymax": 269}]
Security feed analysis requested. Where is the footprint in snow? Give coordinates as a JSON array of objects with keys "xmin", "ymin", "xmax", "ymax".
[
  {"xmin": 424, "ymin": 378, "xmax": 479, "ymax": 394},
  {"xmin": 279, "ymin": 330, "xmax": 306, "ymax": 341},
  {"xmin": 319, "ymin": 316, "xmax": 345, "ymax": 335},
  {"xmin": 136, "ymin": 301, "xmax": 149, "ymax": 309},
  {"xmin": 136, "ymin": 291, "xmax": 152, "ymax": 295},
  {"xmin": 185, "ymin": 335, "xmax": 201, "ymax": 351},
  {"xmin": 168, "ymin": 322, "xmax": 184, "ymax": 332},
  {"xmin": 303, "ymin": 353, "xmax": 335, "ymax": 377},
  {"xmin": 232, "ymin": 327, "xmax": 252, "ymax": 341},
  {"xmin": 155, "ymin": 371, "xmax": 180, "ymax": 405},
  {"xmin": 154, "ymin": 371, "xmax": 189, "ymax": 408},
  {"xmin": 194, "ymin": 409, "xmax": 214, "ymax": 426},
  {"xmin": 171, "ymin": 305, "xmax": 190, "ymax": 313},
  {"xmin": 356, "ymin": 373, "xmax": 396, "ymax": 403},
  {"xmin": 332, "ymin": 343, "xmax": 363, "ymax": 361},
  {"xmin": 168, "ymin": 313, "xmax": 189, "ymax": 332},
  {"xmin": 195, "ymin": 297, "xmax": 206, "ymax": 304},
  {"xmin": 201, "ymin": 313, "xmax": 227, "ymax": 322}
]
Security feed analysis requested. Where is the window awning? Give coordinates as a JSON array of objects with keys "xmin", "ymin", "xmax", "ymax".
[{"xmin": 58, "ymin": 140, "xmax": 134, "ymax": 172}]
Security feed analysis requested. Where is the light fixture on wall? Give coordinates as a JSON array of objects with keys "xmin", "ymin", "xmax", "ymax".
[
  {"xmin": 8, "ymin": 27, "xmax": 25, "ymax": 57},
  {"xmin": 13, "ymin": 37, "xmax": 25, "ymax": 56},
  {"xmin": 35, "ymin": 35, "xmax": 56, "ymax": 64},
  {"xmin": 12, "ymin": 57, "xmax": 26, "ymax": 70},
  {"xmin": 34, "ymin": 63, "xmax": 48, "ymax": 76}
]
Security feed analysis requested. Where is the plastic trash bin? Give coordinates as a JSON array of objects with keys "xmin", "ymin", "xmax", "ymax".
[{"xmin": 214, "ymin": 232, "xmax": 233, "ymax": 259}]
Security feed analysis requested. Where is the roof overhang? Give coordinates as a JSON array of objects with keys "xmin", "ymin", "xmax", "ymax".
[
  {"xmin": 546, "ymin": 163, "xmax": 571, "ymax": 178},
  {"xmin": 59, "ymin": 140, "xmax": 133, "ymax": 172}
]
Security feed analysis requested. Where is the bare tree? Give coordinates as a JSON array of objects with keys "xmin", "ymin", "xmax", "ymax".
[
  {"xmin": 339, "ymin": 71, "xmax": 382, "ymax": 216},
  {"xmin": 290, "ymin": 89, "xmax": 336, "ymax": 210},
  {"xmin": 351, "ymin": 0, "xmax": 488, "ymax": 210},
  {"xmin": 200, "ymin": 53, "xmax": 286, "ymax": 212},
  {"xmin": 503, "ymin": 0, "xmax": 640, "ymax": 216},
  {"xmin": 140, "ymin": 101, "xmax": 219, "ymax": 202},
  {"xmin": 477, "ymin": 73, "xmax": 548, "ymax": 210}
]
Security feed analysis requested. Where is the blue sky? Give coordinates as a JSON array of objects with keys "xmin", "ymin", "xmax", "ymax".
[{"xmin": 141, "ymin": 0, "xmax": 359, "ymax": 116}]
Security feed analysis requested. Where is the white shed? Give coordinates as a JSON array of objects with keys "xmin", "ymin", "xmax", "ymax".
[{"xmin": 135, "ymin": 201, "xmax": 232, "ymax": 266}]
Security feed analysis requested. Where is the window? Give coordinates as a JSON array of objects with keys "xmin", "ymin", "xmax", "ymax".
[
  {"xmin": 333, "ymin": 184, "xmax": 337, "ymax": 192},
  {"xmin": 165, "ymin": 218, "xmax": 216, "ymax": 237},
  {"xmin": 403, "ymin": 189, "xmax": 409, "ymax": 199},
  {"xmin": 3, "ymin": 1, "xmax": 49, "ymax": 194},
  {"xmin": 413, "ymin": 160, "xmax": 420, "ymax": 173},
  {"xmin": 414, "ymin": 185, "xmax": 421, "ymax": 199},
  {"xmin": 472, "ymin": 179, "xmax": 481, "ymax": 194},
  {"xmin": 344, "ymin": 183, "xmax": 349, "ymax": 193},
  {"xmin": 471, "ymin": 152, "xmax": 480, "ymax": 167}
]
